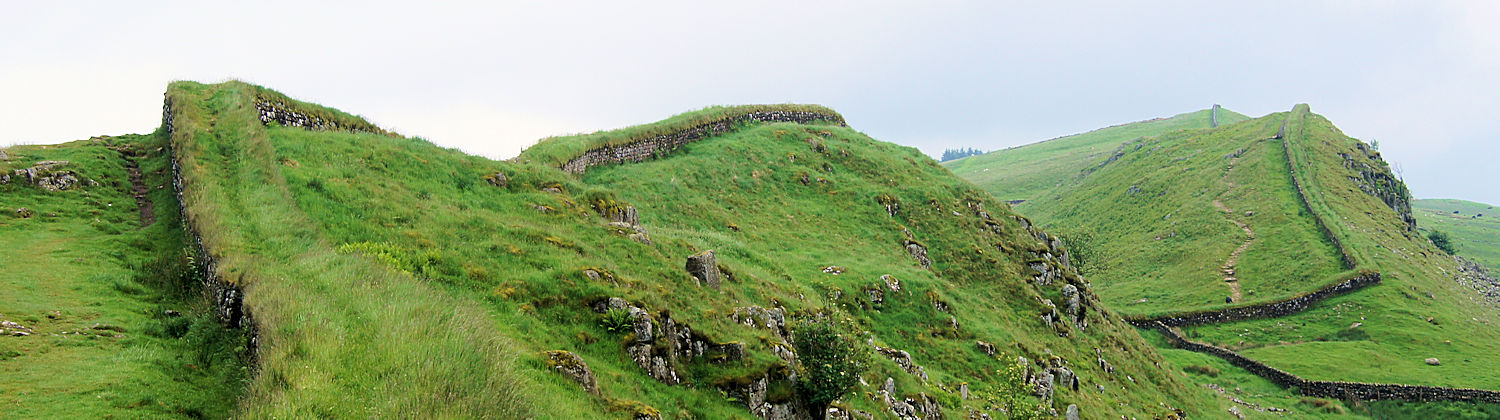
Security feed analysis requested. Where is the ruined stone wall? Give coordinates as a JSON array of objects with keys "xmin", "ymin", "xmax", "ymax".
[
  {"xmin": 1153, "ymin": 322, "xmax": 1500, "ymax": 403},
  {"xmin": 163, "ymin": 98, "xmax": 258, "ymax": 352},
  {"xmin": 559, "ymin": 110, "xmax": 845, "ymax": 174},
  {"xmin": 1127, "ymin": 272, "xmax": 1380, "ymax": 327},
  {"xmin": 253, "ymin": 97, "xmax": 388, "ymax": 135},
  {"xmin": 1279, "ymin": 107, "xmax": 1358, "ymax": 269}
]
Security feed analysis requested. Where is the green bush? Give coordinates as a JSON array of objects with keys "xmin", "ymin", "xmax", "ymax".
[
  {"xmin": 792, "ymin": 317, "xmax": 870, "ymax": 411},
  {"xmin": 1428, "ymin": 230, "xmax": 1458, "ymax": 254},
  {"xmin": 599, "ymin": 308, "xmax": 635, "ymax": 335}
]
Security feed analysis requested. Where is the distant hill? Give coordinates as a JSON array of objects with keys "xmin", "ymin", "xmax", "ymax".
[
  {"xmin": 1415, "ymin": 199, "xmax": 1500, "ymax": 270},
  {"xmin": 953, "ymin": 105, "xmax": 1500, "ymax": 417},
  {"xmin": 945, "ymin": 105, "xmax": 1249, "ymax": 203}
]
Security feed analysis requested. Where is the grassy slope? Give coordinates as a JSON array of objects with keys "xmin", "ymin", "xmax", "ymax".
[
  {"xmin": 0, "ymin": 135, "xmax": 247, "ymax": 418},
  {"xmin": 262, "ymin": 88, "xmax": 1239, "ymax": 417},
  {"xmin": 944, "ymin": 107, "xmax": 1248, "ymax": 202},
  {"xmin": 983, "ymin": 114, "xmax": 1346, "ymax": 315},
  {"xmin": 1184, "ymin": 110, "xmax": 1500, "ymax": 390},
  {"xmin": 1414, "ymin": 198, "xmax": 1500, "ymax": 270},
  {"xmin": 952, "ymin": 107, "xmax": 1500, "ymax": 416},
  {"xmin": 165, "ymin": 81, "xmax": 537, "ymax": 418}
]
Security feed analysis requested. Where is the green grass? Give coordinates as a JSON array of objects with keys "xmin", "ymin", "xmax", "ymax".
[
  {"xmin": 952, "ymin": 105, "xmax": 1500, "ymax": 416},
  {"xmin": 255, "ymin": 83, "xmax": 1232, "ymax": 417},
  {"xmin": 164, "ymin": 81, "xmax": 538, "ymax": 418},
  {"xmin": 0, "ymin": 134, "xmax": 248, "ymax": 418},
  {"xmin": 944, "ymin": 107, "xmax": 1248, "ymax": 202},
  {"xmin": 516, "ymin": 104, "xmax": 844, "ymax": 168},
  {"xmin": 1414, "ymin": 198, "xmax": 1500, "ymax": 270}
]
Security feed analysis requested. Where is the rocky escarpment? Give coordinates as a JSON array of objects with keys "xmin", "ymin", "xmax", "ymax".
[
  {"xmin": 1454, "ymin": 256, "xmax": 1500, "ymax": 306},
  {"xmin": 1126, "ymin": 272, "xmax": 1380, "ymax": 328},
  {"xmin": 1340, "ymin": 141, "xmax": 1416, "ymax": 231},
  {"xmin": 1152, "ymin": 322, "xmax": 1500, "ymax": 403},
  {"xmin": 2, "ymin": 160, "xmax": 88, "ymax": 191},
  {"xmin": 559, "ymin": 110, "xmax": 845, "ymax": 174}
]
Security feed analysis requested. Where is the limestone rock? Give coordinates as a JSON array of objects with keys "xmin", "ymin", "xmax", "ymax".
[
  {"xmin": 15, "ymin": 208, "xmax": 33, "ymax": 218},
  {"xmin": 1426, "ymin": 358, "xmax": 1441, "ymax": 366},
  {"xmin": 485, "ymin": 171, "xmax": 507, "ymax": 187},
  {"xmin": 975, "ymin": 340, "xmax": 997, "ymax": 356},
  {"xmin": 542, "ymin": 350, "xmax": 598, "ymax": 395},
  {"xmin": 905, "ymin": 242, "xmax": 931, "ymax": 269},
  {"xmin": 685, "ymin": 250, "xmax": 722, "ymax": 288},
  {"xmin": 1065, "ymin": 404, "xmax": 1079, "ymax": 420},
  {"xmin": 881, "ymin": 274, "xmax": 901, "ymax": 292}
]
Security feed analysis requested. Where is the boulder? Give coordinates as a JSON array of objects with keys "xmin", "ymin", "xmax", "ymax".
[
  {"xmin": 542, "ymin": 350, "xmax": 599, "ymax": 395},
  {"xmin": 485, "ymin": 171, "xmax": 507, "ymax": 187},
  {"xmin": 1066, "ymin": 404, "xmax": 1080, "ymax": 420},
  {"xmin": 1425, "ymin": 358, "xmax": 1441, "ymax": 366},
  {"xmin": 905, "ymin": 242, "xmax": 931, "ymax": 269},
  {"xmin": 685, "ymin": 250, "xmax": 722, "ymax": 288},
  {"xmin": 15, "ymin": 207, "xmax": 33, "ymax": 218},
  {"xmin": 975, "ymin": 340, "xmax": 997, "ymax": 356},
  {"xmin": 881, "ymin": 274, "xmax": 901, "ymax": 292}
]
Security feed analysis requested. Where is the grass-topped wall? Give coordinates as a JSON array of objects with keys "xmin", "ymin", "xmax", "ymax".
[
  {"xmin": 518, "ymin": 104, "xmax": 845, "ymax": 173},
  {"xmin": 249, "ymin": 84, "xmax": 395, "ymax": 136}
]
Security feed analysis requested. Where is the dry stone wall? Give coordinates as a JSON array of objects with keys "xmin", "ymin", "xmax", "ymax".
[
  {"xmin": 1278, "ymin": 107, "xmax": 1358, "ymax": 269},
  {"xmin": 560, "ymin": 110, "xmax": 844, "ymax": 174},
  {"xmin": 253, "ymin": 97, "xmax": 388, "ymax": 135},
  {"xmin": 1127, "ymin": 273, "xmax": 1379, "ymax": 328},
  {"xmin": 1153, "ymin": 322, "xmax": 1500, "ymax": 403},
  {"xmin": 162, "ymin": 98, "xmax": 258, "ymax": 352}
]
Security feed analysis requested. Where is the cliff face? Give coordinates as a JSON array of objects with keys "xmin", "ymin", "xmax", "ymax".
[{"xmin": 1340, "ymin": 142, "xmax": 1417, "ymax": 231}]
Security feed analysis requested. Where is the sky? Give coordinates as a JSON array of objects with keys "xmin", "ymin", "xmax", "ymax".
[{"xmin": 3, "ymin": 1, "xmax": 1497, "ymax": 204}]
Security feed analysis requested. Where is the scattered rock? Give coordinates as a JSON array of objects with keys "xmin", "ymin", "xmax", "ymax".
[
  {"xmin": 543, "ymin": 350, "xmax": 599, "ymax": 395},
  {"xmin": 822, "ymin": 266, "xmax": 846, "ymax": 275},
  {"xmin": 1066, "ymin": 404, "xmax": 1080, "ymax": 420},
  {"xmin": 15, "ymin": 208, "xmax": 33, "ymax": 218},
  {"xmin": 880, "ymin": 274, "xmax": 901, "ymax": 292},
  {"xmin": 484, "ymin": 171, "xmax": 508, "ymax": 187},
  {"xmin": 1425, "ymin": 358, "xmax": 1441, "ymax": 366},
  {"xmin": 685, "ymin": 250, "xmax": 722, "ymax": 288},
  {"xmin": 905, "ymin": 242, "xmax": 931, "ymax": 269},
  {"xmin": 975, "ymin": 340, "xmax": 997, "ymax": 356}
]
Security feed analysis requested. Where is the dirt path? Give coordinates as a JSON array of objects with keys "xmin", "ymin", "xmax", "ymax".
[
  {"xmin": 1213, "ymin": 200, "xmax": 1252, "ymax": 302},
  {"xmin": 115, "ymin": 148, "xmax": 155, "ymax": 228}
]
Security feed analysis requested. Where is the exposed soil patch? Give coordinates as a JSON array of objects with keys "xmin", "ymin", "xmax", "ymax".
[{"xmin": 115, "ymin": 147, "xmax": 155, "ymax": 228}]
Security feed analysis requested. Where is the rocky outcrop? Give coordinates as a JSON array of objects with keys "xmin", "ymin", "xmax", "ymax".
[
  {"xmin": 1127, "ymin": 272, "xmax": 1380, "ymax": 328},
  {"xmin": 686, "ymin": 250, "xmax": 723, "ymax": 288},
  {"xmin": 543, "ymin": 350, "xmax": 599, "ymax": 395},
  {"xmin": 905, "ymin": 242, "xmax": 931, "ymax": 269},
  {"xmin": 595, "ymin": 298, "xmax": 747, "ymax": 386},
  {"xmin": 1152, "ymin": 321, "xmax": 1500, "ymax": 403},
  {"xmin": 1340, "ymin": 142, "xmax": 1416, "ymax": 231},
  {"xmin": 4, "ymin": 160, "xmax": 81, "ymax": 191},
  {"xmin": 559, "ymin": 110, "xmax": 844, "ymax": 174},
  {"xmin": 875, "ymin": 346, "xmax": 930, "ymax": 382}
]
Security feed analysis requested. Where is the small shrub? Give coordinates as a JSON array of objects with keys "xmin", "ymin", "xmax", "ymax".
[
  {"xmin": 1428, "ymin": 230, "xmax": 1458, "ymax": 254},
  {"xmin": 792, "ymin": 317, "xmax": 870, "ymax": 411}
]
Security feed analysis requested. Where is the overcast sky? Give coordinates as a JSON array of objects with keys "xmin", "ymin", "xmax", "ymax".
[{"xmin": 4, "ymin": 1, "xmax": 1497, "ymax": 204}]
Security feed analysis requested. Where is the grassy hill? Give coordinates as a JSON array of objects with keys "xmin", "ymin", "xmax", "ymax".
[
  {"xmin": 0, "ymin": 80, "xmax": 1288, "ymax": 418},
  {"xmin": 944, "ymin": 106, "xmax": 1249, "ymax": 203},
  {"xmin": 954, "ymin": 106, "xmax": 1500, "ymax": 417},
  {"xmin": 1414, "ymin": 199, "xmax": 1500, "ymax": 270},
  {"xmin": 0, "ymin": 135, "xmax": 248, "ymax": 418}
]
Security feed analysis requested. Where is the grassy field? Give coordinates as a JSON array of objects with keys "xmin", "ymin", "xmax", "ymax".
[
  {"xmin": 244, "ymin": 77, "xmax": 1253, "ymax": 417},
  {"xmin": 944, "ymin": 107, "xmax": 1248, "ymax": 202},
  {"xmin": 1414, "ymin": 198, "xmax": 1500, "ymax": 270},
  {"xmin": 0, "ymin": 134, "xmax": 248, "ymax": 418},
  {"xmin": 953, "ymin": 105, "xmax": 1500, "ymax": 416}
]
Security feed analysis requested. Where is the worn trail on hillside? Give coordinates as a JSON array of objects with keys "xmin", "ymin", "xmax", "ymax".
[
  {"xmin": 1214, "ymin": 148, "xmax": 1253, "ymax": 303},
  {"xmin": 113, "ymin": 147, "xmax": 155, "ymax": 228}
]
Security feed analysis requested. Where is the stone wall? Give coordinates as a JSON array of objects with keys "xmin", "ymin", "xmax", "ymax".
[
  {"xmin": 163, "ymin": 97, "xmax": 259, "ymax": 351},
  {"xmin": 1152, "ymin": 322, "xmax": 1500, "ymax": 403},
  {"xmin": 559, "ymin": 110, "xmax": 845, "ymax": 174},
  {"xmin": 253, "ymin": 97, "xmax": 388, "ymax": 135},
  {"xmin": 1278, "ymin": 106, "xmax": 1358, "ymax": 269},
  {"xmin": 1127, "ymin": 272, "xmax": 1380, "ymax": 328}
]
